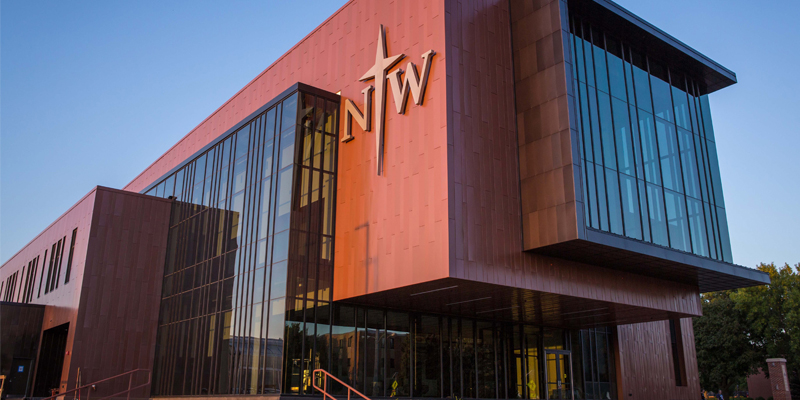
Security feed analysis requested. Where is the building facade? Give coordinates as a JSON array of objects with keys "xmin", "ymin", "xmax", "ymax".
[{"xmin": 0, "ymin": 1, "xmax": 770, "ymax": 400}]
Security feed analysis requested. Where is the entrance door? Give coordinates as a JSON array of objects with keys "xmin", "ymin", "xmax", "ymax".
[
  {"xmin": 4, "ymin": 358, "xmax": 34, "ymax": 398},
  {"xmin": 33, "ymin": 323, "xmax": 69, "ymax": 397},
  {"xmin": 544, "ymin": 351, "xmax": 573, "ymax": 400}
]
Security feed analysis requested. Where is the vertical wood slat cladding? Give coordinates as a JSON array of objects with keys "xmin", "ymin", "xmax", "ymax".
[
  {"xmin": 616, "ymin": 318, "xmax": 701, "ymax": 400},
  {"xmin": 511, "ymin": 0, "xmax": 583, "ymax": 250},
  {"xmin": 0, "ymin": 187, "xmax": 171, "ymax": 398}
]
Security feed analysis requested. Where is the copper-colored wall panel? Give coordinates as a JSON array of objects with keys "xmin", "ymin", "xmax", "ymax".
[
  {"xmin": 445, "ymin": 0, "xmax": 520, "ymax": 282},
  {"xmin": 116, "ymin": 0, "xmax": 451, "ymax": 301},
  {"xmin": 331, "ymin": 1, "xmax": 450, "ymax": 299},
  {"xmin": 1, "ymin": 188, "xmax": 98, "ymax": 394},
  {"xmin": 616, "ymin": 318, "xmax": 701, "ymax": 400},
  {"xmin": 443, "ymin": 0, "xmax": 700, "ymax": 320},
  {"xmin": 68, "ymin": 188, "xmax": 171, "ymax": 398},
  {"xmin": 0, "ymin": 187, "xmax": 171, "ymax": 397},
  {"xmin": 511, "ymin": 0, "xmax": 583, "ymax": 250}
]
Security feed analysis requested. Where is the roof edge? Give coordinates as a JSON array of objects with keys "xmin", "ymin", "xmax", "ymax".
[{"xmin": 570, "ymin": 0, "xmax": 737, "ymax": 93}]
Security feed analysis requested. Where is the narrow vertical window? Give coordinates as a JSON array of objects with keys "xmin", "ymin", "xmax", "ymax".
[
  {"xmin": 22, "ymin": 261, "xmax": 32, "ymax": 303},
  {"xmin": 668, "ymin": 319, "xmax": 687, "ymax": 386},
  {"xmin": 65, "ymin": 229, "xmax": 78, "ymax": 283},
  {"xmin": 27, "ymin": 257, "xmax": 39, "ymax": 302},
  {"xmin": 54, "ymin": 235, "xmax": 66, "ymax": 289},
  {"xmin": 38, "ymin": 250, "xmax": 48, "ymax": 298},
  {"xmin": 45, "ymin": 242, "xmax": 57, "ymax": 294}
]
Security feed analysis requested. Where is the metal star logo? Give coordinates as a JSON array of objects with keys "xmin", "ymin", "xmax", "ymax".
[
  {"xmin": 342, "ymin": 24, "xmax": 435, "ymax": 176},
  {"xmin": 358, "ymin": 25, "xmax": 405, "ymax": 176}
]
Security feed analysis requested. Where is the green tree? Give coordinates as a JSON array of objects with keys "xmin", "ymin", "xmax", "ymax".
[
  {"xmin": 731, "ymin": 263, "xmax": 800, "ymax": 390},
  {"xmin": 695, "ymin": 291, "xmax": 761, "ymax": 399}
]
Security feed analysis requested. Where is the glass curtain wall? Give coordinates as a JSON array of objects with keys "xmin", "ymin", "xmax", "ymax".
[
  {"xmin": 569, "ymin": 16, "xmax": 733, "ymax": 263},
  {"xmin": 570, "ymin": 328, "xmax": 616, "ymax": 400},
  {"xmin": 310, "ymin": 305, "xmax": 613, "ymax": 400},
  {"xmin": 148, "ymin": 87, "xmax": 340, "ymax": 396}
]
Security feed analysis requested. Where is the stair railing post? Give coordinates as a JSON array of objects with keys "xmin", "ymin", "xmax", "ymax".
[{"xmin": 126, "ymin": 372, "xmax": 133, "ymax": 400}]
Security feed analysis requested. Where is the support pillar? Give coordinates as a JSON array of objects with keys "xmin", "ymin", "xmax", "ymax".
[{"xmin": 766, "ymin": 358, "xmax": 792, "ymax": 400}]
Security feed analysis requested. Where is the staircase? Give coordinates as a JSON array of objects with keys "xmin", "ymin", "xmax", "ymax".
[
  {"xmin": 312, "ymin": 369, "xmax": 372, "ymax": 400},
  {"xmin": 37, "ymin": 369, "xmax": 150, "ymax": 400}
]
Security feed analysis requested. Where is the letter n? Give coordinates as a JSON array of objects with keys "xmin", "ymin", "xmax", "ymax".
[{"xmin": 342, "ymin": 85, "xmax": 374, "ymax": 143}]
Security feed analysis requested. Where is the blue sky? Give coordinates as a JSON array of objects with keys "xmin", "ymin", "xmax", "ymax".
[{"xmin": 1, "ymin": 0, "xmax": 797, "ymax": 268}]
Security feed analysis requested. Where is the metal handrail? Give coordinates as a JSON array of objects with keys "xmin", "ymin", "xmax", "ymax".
[
  {"xmin": 312, "ymin": 369, "xmax": 371, "ymax": 400},
  {"xmin": 37, "ymin": 369, "xmax": 150, "ymax": 400}
]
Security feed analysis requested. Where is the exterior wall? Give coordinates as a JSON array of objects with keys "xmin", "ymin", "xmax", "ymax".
[
  {"xmin": 0, "ymin": 188, "xmax": 98, "ymax": 396},
  {"xmin": 67, "ymin": 187, "xmax": 172, "ymax": 399},
  {"xmin": 444, "ymin": 0, "xmax": 521, "ymax": 281},
  {"xmin": 118, "ymin": 0, "xmax": 451, "ymax": 301},
  {"xmin": 616, "ymin": 318, "xmax": 701, "ymax": 400},
  {"xmin": 0, "ymin": 302, "xmax": 45, "ymax": 397},
  {"xmin": 0, "ymin": 187, "xmax": 171, "ymax": 398},
  {"xmin": 330, "ymin": 1, "xmax": 450, "ymax": 299},
  {"xmin": 511, "ymin": 0, "xmax": 581, "ymax": 250},
  {"xmin": 747, "ymin": 369, "xmax": 773, "ymax": 400},
  {"xmin": 442, "ymin": 0, "xmax": 700, "ymax": 323}
]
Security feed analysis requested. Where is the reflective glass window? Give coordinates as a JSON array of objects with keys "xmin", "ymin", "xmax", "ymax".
[
  {"xmin": 687, "ymin": 198, "xmax": 709, "ymax": 257},
  {"xmin": 638, "ymin": 111, "xmax": 661, "ymax": 185},
  {"xmin": 476, "ymin": 321, "xmax": 496, "ymax": 399},
  {"xmin": 717, "ymin": 207, "xmax": 733, "ymax": 262},
  {"xmin": 612, "ymin": 98, "xmax": 635, "ymax": 175},
  {"xmin": 598, "ymin": 93, "xmax": 616, "ymax": 169},
  {"xmin": 588, "ymin": 87, "xmax": 603, "ymax": 162},
  {"xmin": 647, "ymin": 184, "xmax": 669, "ymax": 247},
  {"xmin": 592, "ymin": 29, "xmax": 609, "ymax": 93},
  {"xmin": 579, "ymin": 82, "xmax": 594, "ymax": 163},
  {"xmin": 671, "ymin": 76, "xmax": 691, "ymax": 130},
  {"xmin": 649, "ymin": 61, "xmax": 673, "ymax": 122},
  {"xmin": 574, "ymin": 33, "xmax": 586, "ymax": 83},
  {"xmin": 619, "ymin": 174, "xmax": 642, "ymax": 240},
  {"xmin": 605, "ymin": 169, "xmax": 623, "ymax": 235},
  {"xmin": 595, "ymin": 164, "xmax": 609, "ymax": 231},
  {"xmin": 705, "ymin": 140, "xmax": 725, "ymax": 208},
  {"xmin": 699, "ymin": 95, "xmax": 716, "ymax": 141},
  {"xmin": 678, "ymin": 129, "xmax": 701, "ymax": 199},
  {"xmin": 386, "ymin": 311, "xmax": 411, "ymax": 397},
  {"xmin": 586, "ymin": 163, "xmax": 599, "ymax": 229},
  {"xmin": 605, "ymin": 37, "xmax": 627, "ymax": 100},
  {"xmin": 631, "ymin": 51, "xmax": 652, "ymax": 111},
  {"xmin": 416, "ymin": 316, "xmax": 441, "ymax": 397},
  {"xmin": 583, "ymin": 34, "xmax": 595, "ymax": 87},
  {"xmin": 656, "ymin": 119, "xmax": 683, "ymax": 193},
  {"xmin": 665, "ymin": 190, "xmax": 691, "ymax": 252}
]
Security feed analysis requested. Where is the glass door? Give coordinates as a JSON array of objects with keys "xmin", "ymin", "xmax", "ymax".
[{"xmin": 544, "ymin": 351, "xmax": 573, "ymax": 400}]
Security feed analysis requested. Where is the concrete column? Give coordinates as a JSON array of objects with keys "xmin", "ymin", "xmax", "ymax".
[{"xmin": 766, "ymin": 358, "xmax": 792, "ymax": 400}]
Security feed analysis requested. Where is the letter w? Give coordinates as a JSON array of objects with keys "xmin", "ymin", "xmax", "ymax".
[{"xmin": 388, "ymin": 50, "xmax": 435, "ymax": 114}]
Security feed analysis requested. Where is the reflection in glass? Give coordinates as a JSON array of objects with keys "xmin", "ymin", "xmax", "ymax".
[
  {"xmin": 570, "ymin": 17, "xmax": 733, "ymax": 262},
  {"xmin": 151, "ymin": 90, "xmax": 337, "ymax": 396},
  {"xmin": 415, "ymin": 316, "xmax": 441, "ymax": 397}
]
